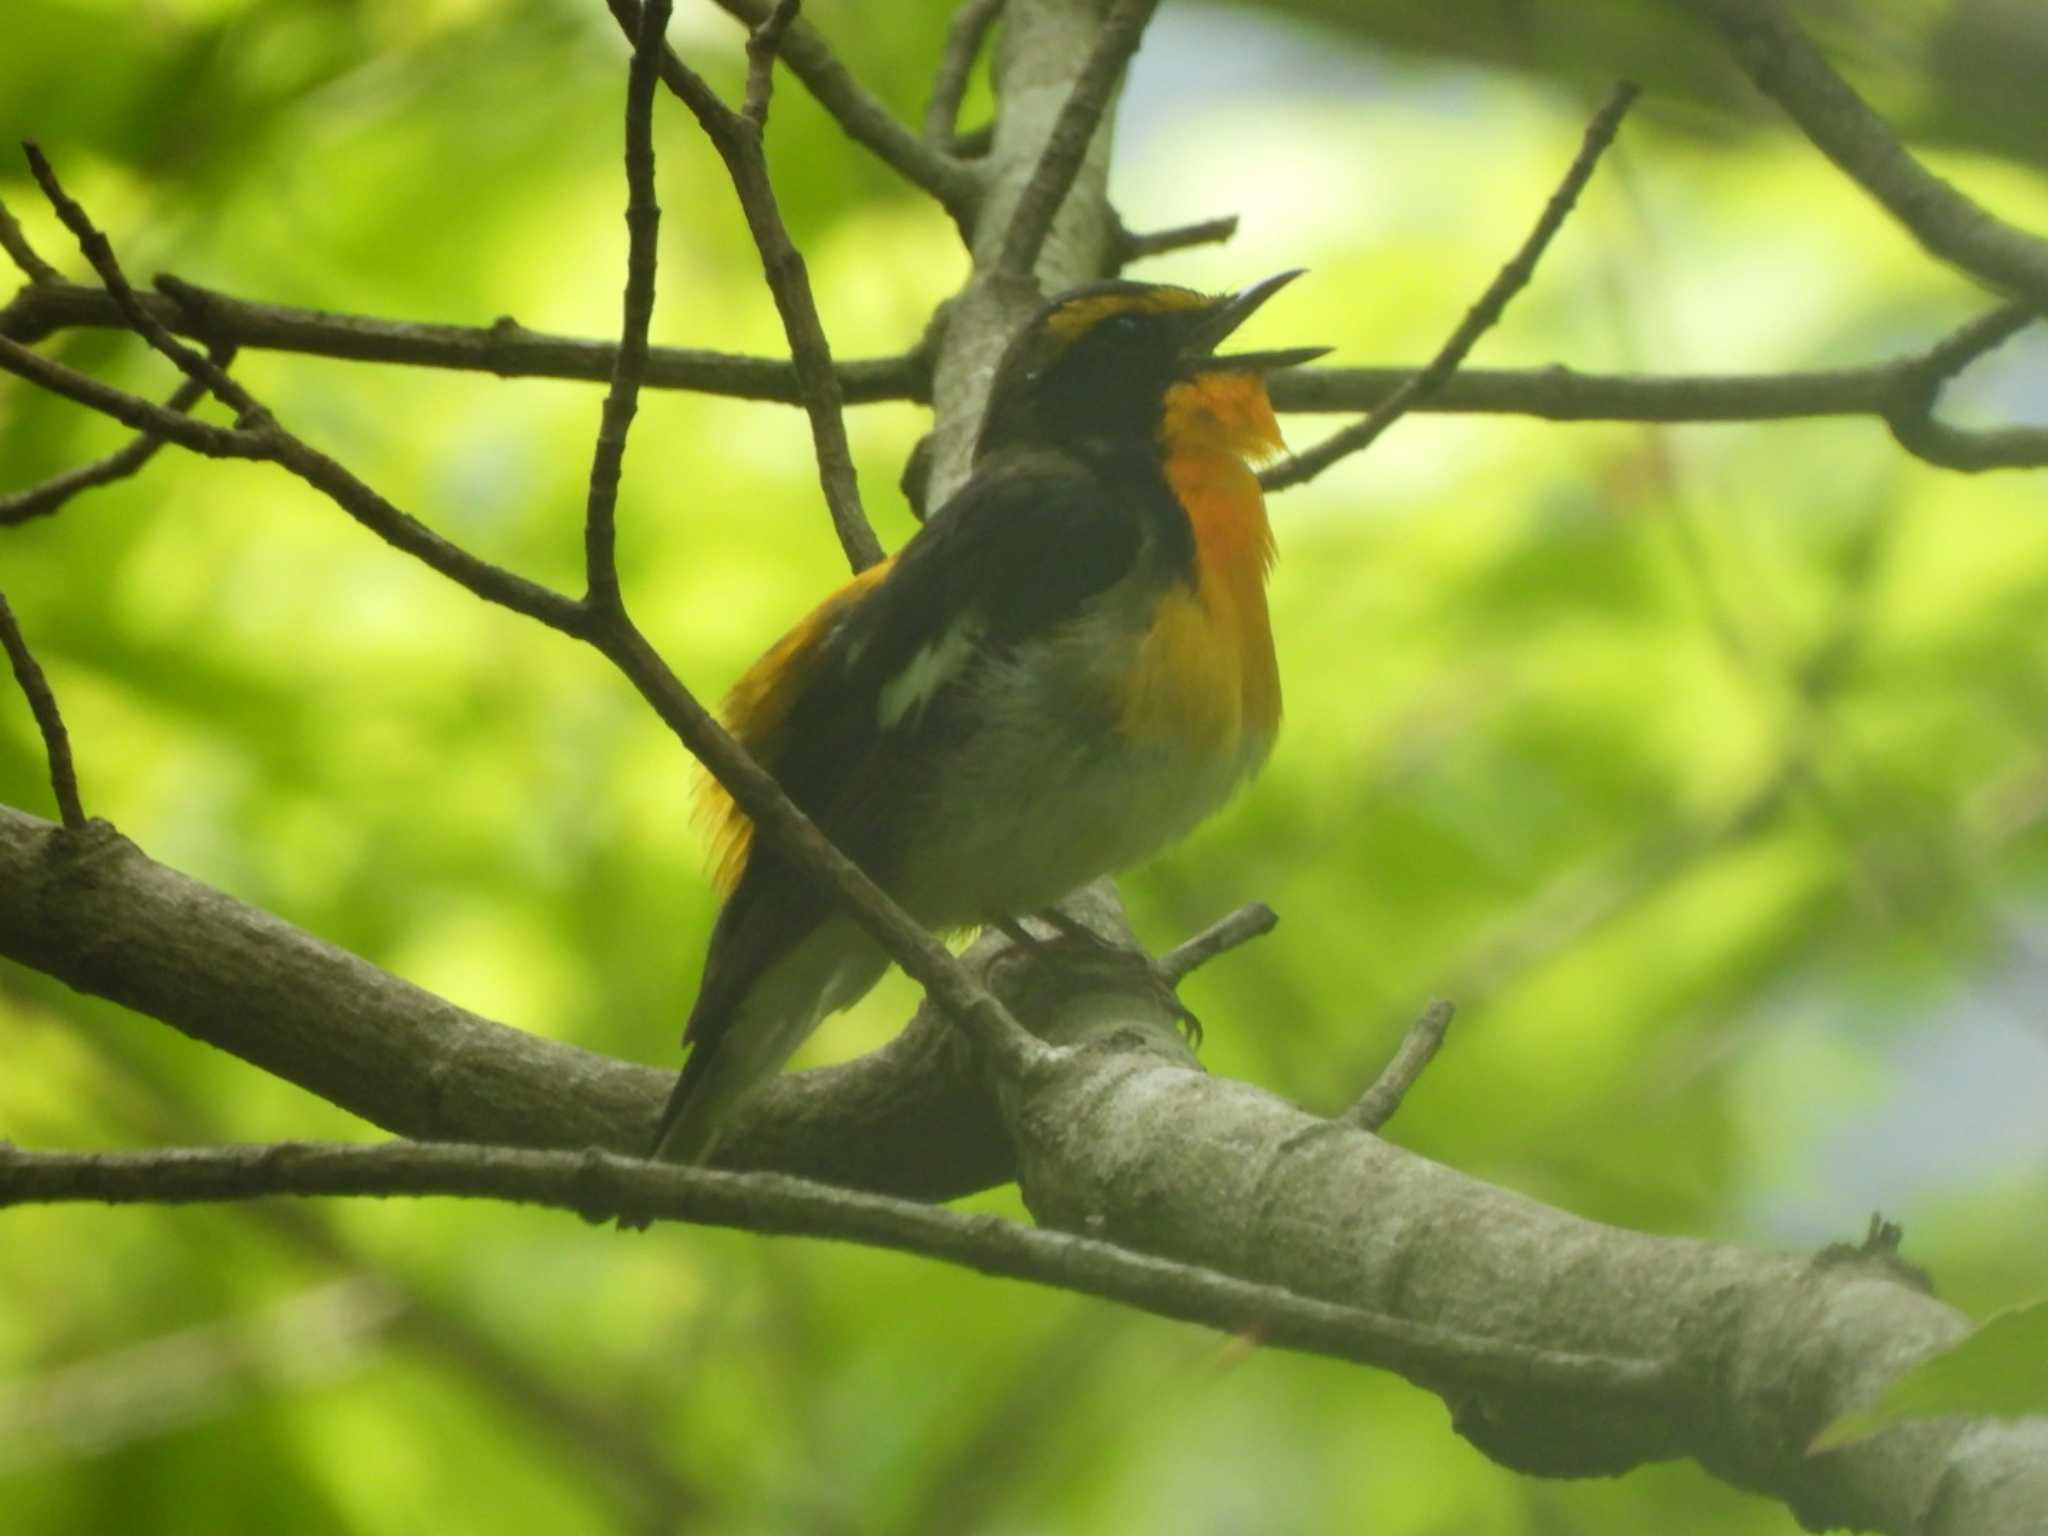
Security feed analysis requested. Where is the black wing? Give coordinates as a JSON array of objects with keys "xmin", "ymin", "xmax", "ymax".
[{"xmin": 684, "ymin": 445, "xmax": 1143, "ymax": 1040}]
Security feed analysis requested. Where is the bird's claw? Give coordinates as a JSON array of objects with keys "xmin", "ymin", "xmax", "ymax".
[{"xmin": 995, "ymin": 909, "xmax": 1203, "ymax": 1050}]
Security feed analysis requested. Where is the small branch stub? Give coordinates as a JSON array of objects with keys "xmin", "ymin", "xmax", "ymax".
[{"xmin": 1345, "ymin": 999, "xmax": 1455, "ymax": 1133}]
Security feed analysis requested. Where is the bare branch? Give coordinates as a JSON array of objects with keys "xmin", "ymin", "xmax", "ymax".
[
  {"xmin": 582, "ymin": 0, "xmax": 676, "ymax": 615},
  {"xmin": 741, "ymin": 0, "xmax": 799, "ymax": 129},
  {"xmin": 1268, "ymin": 300, "xmax": 2048, "ymax": 475},
  {"xmin": 0, "ymin": 589, "xmax": 85, "ymax": 829},
  {"xmin": 14, "ymin": 277, "xmax": 2037, "ymax": 473},
  {"xmin": 1672, "ymin": 0, "xmax": 2048, "ymax": 313},
  {"xmin": 0, "ymin": 334, "xmax": 261, "ymax": 456},
  {"xmin": 1158, "ymin": 901, "xmax": 1278, "ymax": 985},
  {"xmin": 0, "ymin": 1139, "xmax": 1674, "ymax": 1402},
  {"xmin": 1880, "ymin": 302, "xmax": 2048, "ymax": 472},
  {"xmin": 1888, "ymin": 414, "xmax": 2048, "ymax": 474},
  {"xmin": 24, "ymin": 142, "xmax": 262, "ymax": 425},
  {"xmin": 0, "ymin": 190, "xmax": 59, "ymax": 284},
  {"xmin": 699, "ymin": 0, "xmax": 981, "ymax": 216},
  {"xmin": 15, "ymin": 156, "xmax": 584, "ymax": 631},
  {"xmin": 1344, "ymin": 1000, "xmax": 1455, "ymax": 1134},
  {"xmin": 602, "ymin": 0, "xmax": 884, "ymax": 572},
  {"xmin": 996, "ymin": 0, "xmax": 1159, "ymax": 277},
  {"xmin": 0, "ymin": 804, "xmax": 999, "ymax": 1195},
  {"xmin": 1113, "ymin": 211, "xmax": 1238, "ymax": 268},
  {"xmin": 0, "ymin": 277, "xmax": 926, "ymax": 403},
  {"xmin": 926, "ymin": 0, "xmax": 1006, "ymax": 147},
  {"xmin": 1266, "ymin": 82, "xmax": 1640, "ymax": 492},
  {"xmin": 0, "ymin": 368, "xmax": 215, "ymax": 526}
]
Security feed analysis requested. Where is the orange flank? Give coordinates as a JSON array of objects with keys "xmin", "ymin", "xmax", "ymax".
[
  {"xmin": 1120, "ymin": 371, "xmax": 1284, "ymax": 752},
  {"xmin": 696, "ymin": 558, "xmax": 895, "ymax": 893}
]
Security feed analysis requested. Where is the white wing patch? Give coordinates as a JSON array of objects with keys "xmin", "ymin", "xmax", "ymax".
[{"xmin": 877, "ymin": 619, "xmax": 982, "ymax": 730}]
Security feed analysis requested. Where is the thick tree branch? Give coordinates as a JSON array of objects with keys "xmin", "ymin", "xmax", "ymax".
[
  {"xmin": 0, "ymin": 1139, "xmax": 1674, "ymax": 1404},
  {"xmin": 4, "ymin": 825, "xmax": 2043, "ymax": 1534},
  {"xmin": 0, "ymin": 806, "xmax": 1007, "ymax": 1195},
  {"xmin": 995, "ymin": 0, "xmax": 1158, "ymax": 278},
  {"xmin": 1671, "ymin": 0, "xmax": 2048, "ymax": 314},
  {"xmin": 1267, "ymin": 82, "xmax": 1640, "ymax": 491}
]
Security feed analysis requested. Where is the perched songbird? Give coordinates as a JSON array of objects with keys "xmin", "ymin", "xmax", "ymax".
[{"xmin": 652, "ymin": 271, "xmax": 1325, "ymax": 1162}]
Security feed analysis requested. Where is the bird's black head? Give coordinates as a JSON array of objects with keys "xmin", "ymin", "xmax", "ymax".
[{"xmin": 973, "ymin": 271, "xmax": 1325, "ymax": 462}]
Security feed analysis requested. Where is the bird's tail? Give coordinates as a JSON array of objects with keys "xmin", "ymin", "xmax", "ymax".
[{"xmin": 649, "ymin": 916, "xmax": 889, "ymax": 1164}]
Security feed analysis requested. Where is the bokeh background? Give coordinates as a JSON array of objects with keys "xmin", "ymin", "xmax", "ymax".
[{"xmin": 4, "ymin": 1, "xmax": 2046, "ymax": 1530}]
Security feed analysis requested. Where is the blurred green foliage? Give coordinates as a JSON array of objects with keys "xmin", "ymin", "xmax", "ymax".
[{"xmin": 4, "ymin": 1, "xmax": 2046, "ymax": 1532}]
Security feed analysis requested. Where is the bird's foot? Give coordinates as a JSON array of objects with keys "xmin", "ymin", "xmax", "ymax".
[{"xmin": 993, "ymin": 909, "xmax": 1203, "ymax": 1049}]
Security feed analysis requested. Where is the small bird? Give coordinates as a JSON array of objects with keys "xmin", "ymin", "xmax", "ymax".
[{"xmin": 651, "ymin": 271, "xmax": 1325, "ymax": 1162}]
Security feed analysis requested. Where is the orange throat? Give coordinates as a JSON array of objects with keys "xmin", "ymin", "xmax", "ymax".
[{"xmin": 1121, "ymin": 371, "xmax": 1285, "ymax": 757}]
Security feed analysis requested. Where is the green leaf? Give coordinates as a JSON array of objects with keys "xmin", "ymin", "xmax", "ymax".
[{"xmin": 1813, "ymin": 1301, "xmax": 2048, "ymax": 1451}]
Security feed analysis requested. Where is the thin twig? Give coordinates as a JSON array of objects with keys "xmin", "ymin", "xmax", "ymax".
[
  {"xmin": 1268, "ymin": 300, "xmax": 2048, "ymax": 475},
  {"xmin": 582, "ymin": 0, "xmax": 675, "ymax": 616},
  {"xmin": 996, "ymin": 0, "xmax": 1160, "ymax": 277},
  {"xmin": 1113, "ymin": 211, "xmax": 1239, "ymax": 268},
  {"xmin": 925, "ymin": 0, "xmax": 1005, "ymax": 147},
  {"xmin": 1344, "ymin": 1000, "xmax": 1455, "ymax": 1134},
  {"xmin": 742, "ymin": 0, "xmax": 799, "ymax": 128},
  {"xmin": 1159, "ymin": 902, "xmax": 1278, "ymax": 986},
  {"xmin": 0, "ymin": 1139, "xmax": 1675, "ymax": 1402},
  {"xmin": 24, "ymin": 144, "xmax": 264, "ymax": 425},
  {"xmin": 698, "ymin": 0, "xmax": 980, "ymax": 216},
  {"xmin": 1266, "ymin": 82, "xmax": 1641, "ymax": 492},
  {"xmin": 0, "ymin": 589, "xmax": 86, "ymax": 829},
  {"xmin": 1, "ymin": 276, "xmax": 926, "ymax": 402},
  {"xmin": 0, "ymin": 334, "xmax": 263, "ymax": 456},
  {"xmin": 1882, "ymin": 301, "xmax": 2046, "ymax": 471},
  {"xmin": 14, "ymin": 157, "xmax": 583, "ymax": 630},
  {"xmin": 0, "ymin": 190, "xmax": 59, "ymax": 284},
  {"xmin": 0, "ymin": 368, "xmax": 216, "ymax": 526},
  {"xmin": 603, "ymin": 0, "xmax": 884, "ymax": 572},
  {"xmin": 1672, "ymin": 0, "xmax": 2048, "ymax": 313}
]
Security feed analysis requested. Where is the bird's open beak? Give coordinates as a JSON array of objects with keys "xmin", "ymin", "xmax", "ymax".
[{"xmin": 1183, "ymin": 268, "xmax": 1330, "ymax": 374}]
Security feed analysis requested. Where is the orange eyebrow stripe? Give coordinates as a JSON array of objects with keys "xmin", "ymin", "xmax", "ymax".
[{"xmin": 1045, "ymin": 286, "xmax": 1208, "ymax": 341}]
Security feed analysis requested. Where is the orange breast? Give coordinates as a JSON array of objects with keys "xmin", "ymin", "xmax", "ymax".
[{"xmin": 1117, "ymin": 442, "xmax": 1280, "ymax": 758}]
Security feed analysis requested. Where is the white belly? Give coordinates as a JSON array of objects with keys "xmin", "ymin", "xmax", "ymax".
[{"xmin": 896, "ymin": 600, "xmax": 1273, "ymax": 926}]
